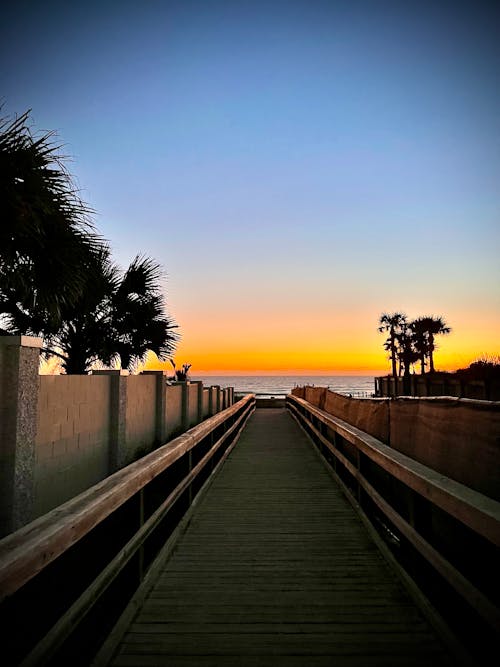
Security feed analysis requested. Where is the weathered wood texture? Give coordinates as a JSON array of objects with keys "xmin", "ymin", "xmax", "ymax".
[{"xmin": 107, "ymin": 408, "xmax": 455, "ymax": 666}]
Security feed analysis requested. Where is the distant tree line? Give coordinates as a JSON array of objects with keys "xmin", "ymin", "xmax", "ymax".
[
  {"xmin": 0, "ymin": 108, "xmax": 178, "ymax": 373},
  {"xmin": 456, "ymin": 355, "xmax": 500, "ymax": 381},
  {"xmin": 378, "ymin": 312, "xmax": 451, "ymax": 379}
]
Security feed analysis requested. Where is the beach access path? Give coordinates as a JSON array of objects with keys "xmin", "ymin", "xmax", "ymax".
[{"xmin": 105, "ymin": 408, "xmax": 455, "ymax": 666}]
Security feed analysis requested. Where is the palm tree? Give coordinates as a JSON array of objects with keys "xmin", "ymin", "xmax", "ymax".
[
  {"xmin": 378, "ymin": 312, "xmax": 407, "ymax": 378},
  {"xmin": 44, "ymin": 252, "xmax": 179, "ymax": 374},
  {"xmin": 395, "ymin": 322, "xmax": 420, "ymax": 378},
  {"xmin": 410, "ymin": 318, "xmax": 429, "ymax": 374},
  {"xmin": 0, "ymin": 109, "xmax": 104, "ymax": 334},
  {"xmin": 170, "ymin": 360, "xmax": 192, "ymax": 381},
  {"xmin": 411, "ymin": 316, "xmax": 451, "ymax": 373},
  {"xmin": 108, "ymin": 255, "xmax": 179, "ymax": 371}
]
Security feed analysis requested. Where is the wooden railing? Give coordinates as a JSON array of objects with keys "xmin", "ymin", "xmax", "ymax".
[
  {"xmin": 0, "ymin": 394, "xmax": 255, "ymax": 667},
  {"xmin": 287, "ymin": 393, "xmax": 500, "ymax": 661}
]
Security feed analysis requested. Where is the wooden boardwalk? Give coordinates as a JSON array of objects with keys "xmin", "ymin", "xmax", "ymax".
[{"xmin": 104, "ymin": 408, "xmax": 456, "ymax": 666}]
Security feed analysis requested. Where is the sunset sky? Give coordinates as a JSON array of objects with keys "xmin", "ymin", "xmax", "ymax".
[{"xmin": 3, "ymin": 0, "xmax": 499, "ymax": 375}]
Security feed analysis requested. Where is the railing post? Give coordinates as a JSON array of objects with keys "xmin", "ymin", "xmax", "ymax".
[
  {"xmin": 356, "ymin": 450, "xmax": 362, "ymax": 504},
  {"xmin": 139, "ymin": 488, "xmax": 145, "ymax": 581},
  {"xmin": 0, "ymin": 335, "xmax": 41, "ymax": 536},
  {"xmin": 188, "ymin": 450, "xmax": 193, "ymax": 504}
]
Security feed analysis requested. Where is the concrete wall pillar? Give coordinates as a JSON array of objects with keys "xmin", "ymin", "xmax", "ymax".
[
  {"xmin": 92, "ymin": 370, "xmax": 129, "ymax": 473},
  {"xmin": 208, "ymin": 386, "xmax": 214, "ymax": 416},
  {"xmin": 0, "ymin": 336, "xmax": 42, "ymax": 536},
  {"xmin": 190, "ymin": 380, "xmax": 203, "ymax": 424},
  {"xmin": 173, "ymin": 381, "xmax": 189, "ymax": 431},
  {"xmin": 142, "ymin": 370, "xmax": 167, "ymax": 445},
  {"xmin": 213, "ymin": 385, "xmax": 221, "ymax": 414}
]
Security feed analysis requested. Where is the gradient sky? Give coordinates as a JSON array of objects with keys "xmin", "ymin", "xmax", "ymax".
[{"xmin": 2, "ymin": 0, "xmax": 499, "ymax": 374}]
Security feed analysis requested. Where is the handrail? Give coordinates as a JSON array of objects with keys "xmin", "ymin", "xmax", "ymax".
[
  {"xmin": 0, "ymin": 394, "xmax": 254, "ymax": 600},
  {"xmin": 288, "ymin": 395, "xmax": 500, "ymax": 546},
  {"xmin": 287, "ymin": 394, "xmax": 500, "ymax": 640},
  {"xmin": 0, "ymin": 394, "xmax": 255, "ymax": 666}
]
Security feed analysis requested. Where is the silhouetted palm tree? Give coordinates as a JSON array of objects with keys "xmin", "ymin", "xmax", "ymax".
[
  {"xmin": 0, "ymin": 109, "xmax": 103, "ymax": 334},
  {"xmin": 170, "ymin": 360, "xmax": 192, "ymax": 381},
  {"xmin": 378, "ymin": 312, "xmax": 407, "ymax": 378},
  {"xmin": 44, "ymin": 252, "xmax": 179, "ymax": 374},
  {"xmin": 109, "ymin": 255, "xmax": 179, "ymax": 371},
  {"xmin": 395, "ymin": 322, "xmax": 420, "ymax": 378},
  {"xmin": 410, "ymin": 319, "xmax": 428, "ymax": 374},
  {"xmin": 411, "ymin": 316, "xmax": 451, "ymax": 373}
]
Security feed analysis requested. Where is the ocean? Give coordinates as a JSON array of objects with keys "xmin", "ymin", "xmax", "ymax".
[{"xmin": 191, "ymin": 375, "xmax": 376, "ymax": 398}]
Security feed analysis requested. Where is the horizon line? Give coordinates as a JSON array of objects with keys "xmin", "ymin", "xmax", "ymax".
[{"xmin": 186, "ymin": 371, "xmax": 383, "ymax": 377}]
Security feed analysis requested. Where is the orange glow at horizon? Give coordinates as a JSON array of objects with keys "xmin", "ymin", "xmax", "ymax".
[{"xmin": 143, "ymin": 307, "xmax": 499, "ymax": 376}]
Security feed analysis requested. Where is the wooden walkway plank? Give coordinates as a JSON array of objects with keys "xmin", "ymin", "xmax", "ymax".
[{"xmin": 106, "ymin": 408, "xmax": 456, "ymax": 666}]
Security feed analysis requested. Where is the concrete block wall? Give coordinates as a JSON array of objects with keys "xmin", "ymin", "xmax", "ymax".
[
  {"xmin": 165, "ymin": 384, "xmax": 183, "ymax": 439},
  {"xmin": 34, "ymin": 375, "xmax": 111, "ymax": 517},
  {"xmin": 125, "ymin": 374, "xmax": 157, "ymax": 461},
  {"xmin": 188, "ymin": 382, "xmax": 201, "ymax": 427},
  {"xmin": 202, "ymin": 388, "xmax": 210, "ymax": 418},
  {"xmin": 222, "ymin": 387, "xmax": 231, "ymax": 410},
  {"xmin": 207, "ymin": 386, "xmax": 217, "ymax": 415},
  {"xmin": 0, "ymin": 336, "xmax": 234, "ymax": 535},
  {"xmin": 210, "ymin": 385, "xmax": 221, "ymax": 414}
]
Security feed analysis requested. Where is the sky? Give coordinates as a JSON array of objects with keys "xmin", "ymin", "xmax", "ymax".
[{"xmin": 2, "ymin": 0, "xmax": 499, "ymax": 375}]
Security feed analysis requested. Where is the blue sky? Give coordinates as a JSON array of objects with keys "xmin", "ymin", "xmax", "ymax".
[{"xmin": 2, "ymin": 0, "xmax": 499, "ymax": 372}]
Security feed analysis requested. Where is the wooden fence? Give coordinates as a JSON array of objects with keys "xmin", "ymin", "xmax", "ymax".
[{"xmin": 287, "ymin": 393, "xmax": 500, "ymax": 663}]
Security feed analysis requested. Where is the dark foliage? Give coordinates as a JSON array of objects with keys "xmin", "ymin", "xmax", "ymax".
[
  {"xmin": 378, "ymin": 312, "xmax": 451, "ymax": 376},
  {"xmin": 0, "ymin": 109, "xmax": 104, "ymax": 333},
  {"xmin": 456, "ymin": 357, "xmax": 500, "ymax": 381},
  {"xmin": 43, "ymin": 252, "xmax": 179, "ymax": 374}
]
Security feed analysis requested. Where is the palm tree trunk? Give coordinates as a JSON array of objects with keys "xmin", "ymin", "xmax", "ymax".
[
  {"xmin": 429, "ymin": 334, "xmax": 435, "ymax": 373},
  {"xmin": 390, "ymin": 331, "xmax": 397, "ymax": 378}
]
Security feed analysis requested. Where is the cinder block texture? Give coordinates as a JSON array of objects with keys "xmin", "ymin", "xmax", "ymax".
[
  {"xmin": 34, "ymin": 375, "xmax": 111, "ymax": 518},
  {"xmin": 202, "ymin": 389, "xmax": 210, "ymax": 418},
  {"xmin": 165, "ymin": 384, "xmax": 183, "ymax": 439},
  {"xmin": 125, "ymin": 375, "xmax": 156, "ymax": 461},
  {"xmin": 1, "ymin": 345, "xmax": 231, "ymax": 532},
  {"xmin": 0, "ymin": 338, "xmax": 41, "ymax": 535},
  {"xmin": 188, "ymin": 382, "xmax": 200, "ymax": 427}
]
